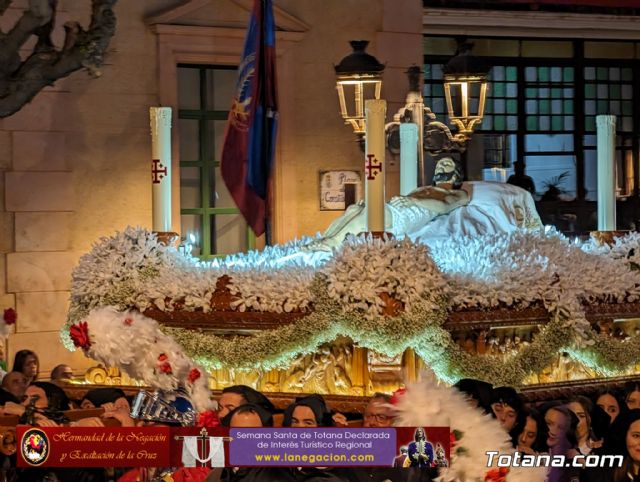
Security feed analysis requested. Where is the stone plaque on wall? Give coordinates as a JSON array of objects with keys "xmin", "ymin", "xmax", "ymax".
[{"xmin": 319, "ymin": 170, "xmax": 362, "ymax": 211}]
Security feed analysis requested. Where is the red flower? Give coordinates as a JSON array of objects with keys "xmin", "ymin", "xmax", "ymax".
[
  {"xmin": 188, "ymin": 368, "xmax": 201, "ymax": 383},
  {"xmin": 156, "ymin": 354, "xmax": 172, "ymax": 374},
  {"xmin": 197, "ymin": 410, "xmax": 220, "ymax": 428},
  {"xmin": 390, "ymin": 387, "xmax": 407, "ymax": 405},
  {"xmin": 3, "ymin": 308, "xmax": 16, "ymax": 325},
  {"xmin": 450, "ymin": 431, "xmax": 457, "ymax": 448},
  {"xmin": 123, "ymin": 317, "xmax": 133, "ymax": 326},
  {"xmin": 69, "ymin": 321, "xmax": 91, "ymax": 350},
  {"xmin": 485, "ymin": 467, "xmax": 509, "ymax": 482},
  {"xmin": 169, "ymin": 467, "xmax": 211, "ymax": 482}
]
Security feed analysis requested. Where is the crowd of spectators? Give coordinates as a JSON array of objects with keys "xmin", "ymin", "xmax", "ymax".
[{"xmin": 1, "ymin": 349, "xmax": 639, "ymax": 482}]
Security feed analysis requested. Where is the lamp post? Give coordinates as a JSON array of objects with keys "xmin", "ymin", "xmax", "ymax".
[
  {"xmin": 336, "ymin": 41, "xmax": 489, "ymax": 191},
  {"xmin": 443, "ymin": 41, "xmax": 489, "ymax": 139},
  {"xmin": 392, "ymin": 47, "xmax": 488, "ymax": 189},
  {"xmin": 334, "ymin": 40, "xmax": 385, "ymax": 142}
]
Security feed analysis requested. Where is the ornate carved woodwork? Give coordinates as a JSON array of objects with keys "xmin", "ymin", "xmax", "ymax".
[
  {"xmin": 110, "ymin": 280, "xmax": 640, "ymax": 399},
  {"xmin": 143, "ymin": 289, "xmax": 640, "ymax": 332}
]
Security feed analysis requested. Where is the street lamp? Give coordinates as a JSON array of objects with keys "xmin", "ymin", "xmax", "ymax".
[
  {"xmin": 335, "ymin": 40, "xmax": 488, "ymax": 187},
  {"xmin": 334, "ymin": 40, "xmax": 385, "ymax": 139},
  {"xmin": 443, "ymin": 41, "xmax": 489, "ymax": 138},
  {"xmin": 385, "ymin": 45, "xmax": 488, "ymax": 187}
]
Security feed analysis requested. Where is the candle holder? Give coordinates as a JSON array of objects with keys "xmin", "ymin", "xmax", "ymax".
[
  {"xmin": 359, "ymin": 231, "xmax": 394, "ymax": 241},
  {"xmin": 589, "ymin": 230, "xmax": 628, "ymax": 247},
  {"xmin": 154, "ymin": 231, "xmax": 180, "ymax": 247}
]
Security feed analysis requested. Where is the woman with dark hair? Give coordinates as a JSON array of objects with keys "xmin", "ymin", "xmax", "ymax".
[
  {"xmin": 217, "ymin": 385, "xmax": 275, "ymax": 419},
  {"xmin": 490, "ymin": 386, "xmax": 524, "ymax": 434},
  {"xmin": 580, "ymin": 409, "xmax": 640, "ymax": 482},
  {"xmin": 624, "ymin": 381, "xmax": 640, "ymax": 410},
  {"xmin": 280, "ymin": 396, "xmax": 354, "ymax": 481},
  {"xmin": 611, "ymin": 409, "xmax": 640, "ymax": 482},
  {"xmin": 506, "ymin": 408, "xmax": 528, "ymax": 449},
  {"xmin": 283, "ymin": 394, "xmax": 334, "ymax": 428},
  {"xmin": 568, "ymin": 396, "xmax": 607, "ymax": 456},
  {"xmin": 595, "ymin": 389, "xmax": 626, "ymax": 424},
  {"xmin": 514, "ymin": 407, "xmax": 548, "ymax": 455},
  {"xmin": 541, "ymin": 402, "xmax": 579, "ymax": 482},
  {"xmin": 12, "ymin": 349, "xmax": 39, "ymax": 384},
  {"xmin": 220, "ymin": 401, "xmax": 352, "ymax": 482}
]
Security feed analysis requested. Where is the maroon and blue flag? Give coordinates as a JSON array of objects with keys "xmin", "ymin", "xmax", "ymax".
[{"xmin": 221, "ymin": 0, "xmax": 278, "ymax": 237}]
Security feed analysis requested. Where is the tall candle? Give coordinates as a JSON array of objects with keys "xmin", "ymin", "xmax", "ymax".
[
  {"xmin": 596, "ymin": 115, "xmax": 616, "ymax": 231},
  {"xmin": 150, "ymin": 107, "xmax": 172, "ymax": 232},
  {"xmin": 364, "ymin": 100, "xmax": 387, "ymax": 232},
  {"xmin": 400, "ymin": 123, "xmax": 418, "ymax": 196},
  {"xmin": 406, "ymin": 91, "xmax": 425, "ymax": 187}
]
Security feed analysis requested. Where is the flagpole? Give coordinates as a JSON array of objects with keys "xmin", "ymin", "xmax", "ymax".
[{"xmin": 262, "ymin": 0, "xmax": 272, "ymax": 246}]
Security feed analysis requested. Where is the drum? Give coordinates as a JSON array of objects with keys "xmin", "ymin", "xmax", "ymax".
[{"xmin": 130, "ymin": 389, "xmax": 196, "ymax": 426}]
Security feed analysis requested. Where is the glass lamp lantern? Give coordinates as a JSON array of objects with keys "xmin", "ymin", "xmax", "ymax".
[
  {"xmin": 334, "ymin": 40, "xmax": 385, "ymax": 138},
  {"xmin": 443, "ymin": 42, "xmax": 489, "ymax": 138}
]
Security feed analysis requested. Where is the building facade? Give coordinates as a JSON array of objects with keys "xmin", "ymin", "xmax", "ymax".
[{"xmin": 0, "ymin": 0, "xmax": 639, "ymax": 375}]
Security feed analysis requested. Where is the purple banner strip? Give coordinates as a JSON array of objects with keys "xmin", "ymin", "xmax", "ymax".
[{"xmin": 229, "ymin": 428, "xmax": 396, "ymax": 467}]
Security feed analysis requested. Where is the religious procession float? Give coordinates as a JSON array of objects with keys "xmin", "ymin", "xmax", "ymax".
[
  {"xmin": 60, "ymin": 68, "xmax": 640, "ymax": 481},
  {"xmin": 61, "ymin": 179, "xmax": 640, "ymax": 402},
  {"xmin": 61, "ymin": 102, "xmax": 640, "ymax": 401},
  {"xmin": 57, "ymin": 178, "xmax": 640, "ymax": 481}
]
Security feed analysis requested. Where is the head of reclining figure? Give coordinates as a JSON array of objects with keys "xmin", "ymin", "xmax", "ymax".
[{"xmin": 432, "ymin": 157, "xmax": 463, "ymax": 189}]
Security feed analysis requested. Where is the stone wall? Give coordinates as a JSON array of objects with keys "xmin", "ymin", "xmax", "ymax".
[
  {"xmin": 274, "ymin": 0, "xmax": 423, "ymax": 241},
  {"xmin": 0, "ymin": 0, "xmax": 424, "ymax": 377},
  {"xmin": 0, "ymin": 0, "xmax": 175, "ymax": 377}
]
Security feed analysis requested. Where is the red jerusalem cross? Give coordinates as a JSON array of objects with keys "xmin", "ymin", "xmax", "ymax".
[
  {"xmin": 152, "ymin": 159, "xmax": 167, "ymax": 184},
  {"xmin": 365, "ymin": 154, "xmax": 382, "ymax": 180}
]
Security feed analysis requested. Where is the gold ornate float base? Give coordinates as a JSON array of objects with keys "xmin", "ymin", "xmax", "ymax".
[
  {"xmin": 81, "ymin": 326, "xmax": 640, "ymax": 396},
  {"xmin": 202, "ymin": 338, "xmax": 424, "ymax": 396},
  {"xmin": 79, "ymin": 292, "xmax": 640, "ymax": 396}
]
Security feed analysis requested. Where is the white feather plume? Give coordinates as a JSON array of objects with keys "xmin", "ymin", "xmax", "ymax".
[
  {"xmin": 81, "ymin": 307, "xmax": 214, "ymax": 412},
  {"xmin": 392, "ymin": 377, "xmax": 546, "ymax": 482}
]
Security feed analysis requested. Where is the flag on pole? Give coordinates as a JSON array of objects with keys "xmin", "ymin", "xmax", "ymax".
[{"xmin": 221, "ymin": 0, "xmax": 278, "ymax": 237}]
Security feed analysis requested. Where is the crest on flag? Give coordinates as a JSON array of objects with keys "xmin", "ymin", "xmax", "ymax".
[
  {"xmin": 221, "ymin": 0, "xmax": 278, "ymax": 236},
  {"xmin": 229, "ymin": 54, "xmax": 256, "ymax": 132}
]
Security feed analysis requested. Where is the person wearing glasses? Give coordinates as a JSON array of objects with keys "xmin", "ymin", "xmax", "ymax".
[
  {"xmin": 363, "ymin": 393, "xmax": 394, "ymax": 428},
  {"xmin": 338, "ymin": 393, "xmax": 434, "ymax": 481}
]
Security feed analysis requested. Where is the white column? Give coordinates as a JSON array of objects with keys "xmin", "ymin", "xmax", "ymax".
[
  {"xmin": 365, "ymin": 99, "xmax": 387, "ymax": 232},
  {"xmin": 400, "ymin": 123, "xmax": 418, "ymax": 196},
  {"xmin": 596, "ymin": 114, "xmax": 616, "ymax": 231},
  {"xmin": 150, "ymin": 107, "xmax": 172, "ymax": 232},
  {"xmin": 407, "ymin": 93, "xmax": 425, "ymax": 187}
]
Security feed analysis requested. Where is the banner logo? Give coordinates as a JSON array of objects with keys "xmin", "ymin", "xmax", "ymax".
[
  {"xmin": 181, "ymin": 436, "xmax": 226, "ymax": 468},
  {"xmin": 21, "ymin": 428, "xmax": 50, "ymax": 466},
  {"xmin": 229, "ymin": 428, "xmax": 396, "ymax": 467}
]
